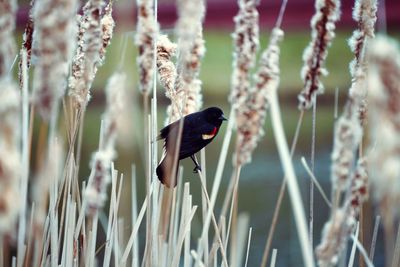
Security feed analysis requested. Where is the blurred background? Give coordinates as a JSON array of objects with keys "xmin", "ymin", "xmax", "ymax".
[{"xmin": 16, "ymin": 0, "xmax": 400, "ymax": 265}]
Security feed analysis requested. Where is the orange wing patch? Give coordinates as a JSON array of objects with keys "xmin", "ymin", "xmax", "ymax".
[{"xmin": 202, "ymin": 127, "xmax": 217, "ymax": 140}]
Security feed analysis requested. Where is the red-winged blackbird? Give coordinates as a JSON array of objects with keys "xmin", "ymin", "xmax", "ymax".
[{"xmin": 156, "ymin": 107, "xmax": 227, "ymax": 187}]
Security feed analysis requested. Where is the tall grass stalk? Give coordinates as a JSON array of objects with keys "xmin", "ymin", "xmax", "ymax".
[
  {"xmin": 268, "ymin": 90, "xmax": 314, "ymax": 267},
  {"xmin": 260, "ymin": 110, "xmax": 304, "ymax": 267}
]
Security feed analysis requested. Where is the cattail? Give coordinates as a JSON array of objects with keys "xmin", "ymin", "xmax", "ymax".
[
  {"xmin": 330, "ymin": 0, "xmax": 377, "ymax": 191},
  {"xmin": 31, "ymin": 0, "xmax": 78, "ymax": 120},
  {"xmin": 0, "ymin": 82, "xmax": 21, "ymax": 232},
  {"xmin": 235, "ymin": 28, "xmax": 283, "ymax": 166},
  {"xmin": 330, "ymin": 102, "xmax": 362, "ymax": 191},
  {"xmin": 315, "ymin": 207, "xmax": 356, "ymax": 267},
  {"xmin": 69, "ymin": 0, "xmax": 106, "ymax": 107},
  {"xmin": 0, "ymin": 0, "xmax": 17, "ymax": 77},
  {"xmin": 367, "ymin": 35, "xmax": 400, "ymax": 219},
  {"xmin": 99, "ymin": 1, "xmax": 115, "ymax": 65},
  {"xmin": 157, "ymin": 35, "xmax": 177, "ymax": 97},
  {"xmin": 298, "ymin": 0, "xmax": 341, "ymax": 110},
  {"xmin": 18, "ymin": 0, "xmax": 34, "ymax": 87},
  {"xmin": 348, "ymin": 0, "xmax": 377, "ymax": 125},
  {"xmin": 0, "ymin": 0, "xmax": 21, "ymax": 232},
  {"xmin": 348, "ymin": 0, "xmax": 377, "ymax": 80},
  {"xmin": 135, "ymin": 0, "xmax": 159, "ymax": 95},
  {"xmin": 180, "ymin": 31, "xmax": 205, "ymax": 116},
  {"xmin": 156, "ymin": 35, "xmax": 181, "ymax": 125},
  {"xmin": 317, "ymin": 158, "xmax": 368, "ymax": 266},
  {"xmin": 174, "ymin": 0, "xmax": 205, "ymax": 117},
  {"xmin": 349, "ymin": 157, "xmax": 368, "ymax": 215},
  {"xmin": 229, "ymin": 0, "xmax": 259, "ymax": 114},
  {"xmin": 85, "ymin": 71, "xmax": 126, "ymax": 212}
]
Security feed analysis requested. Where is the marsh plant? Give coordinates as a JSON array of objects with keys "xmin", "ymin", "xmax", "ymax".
[{"xmin": 0, "ymin": 0, "xmax": 399, "ymax": 266}]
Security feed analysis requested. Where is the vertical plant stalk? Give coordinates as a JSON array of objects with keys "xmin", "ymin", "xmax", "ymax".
[
  {"xmin": 260, "ymin": 110, "xmax": 304, "ymax": 267},
  {"xmin": 315, "ymin": 1, "xmax": 377, "ymax": 265},
  {"xmin": 268, "ymin": 90, "xmax": 314, "ymax": 267}
]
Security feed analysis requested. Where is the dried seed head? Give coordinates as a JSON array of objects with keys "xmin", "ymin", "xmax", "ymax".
[
  {"xmin": 229, "ymin": 0, "xmax": 259, "ymax": 113},
  {"xmin": 0, "ymin": 0, "xmax": 17, "ymax": 77},
  {"xmin": 298, "ymin": 0, "xmax": 341, "ymax": 110},
  {"xmin": 235, "ymin": 28, "xmax": 283, "ymax": 166},
  {"xmin": 99, "ymin": 1, "xmax": 115, "ymax": 65},
  {"xmin": 367, "ymin": 35, "xmax": 400, "ymax": 218},
  {"xmin": 136, "ymin": 0, "xmax": 159, "ymax": 95},
  {"xmin": 0, "ymin": 79, "xmax": 21, "ymax": 232},
  {"xmin": 157, "ymin": 35, "xmax": 177, "ymax": 99},
  {"xmin": 172, "ymin": 0, "xmax": 205, "ymax": 120},
  {"xmin": 69, "ymin": 0, "xmax": 105, "ymax": 107},
  {"xmin": 316, "ymin": 207, "xmax": 356, "ymax": 267},
  {"xmin": 85, "ymin": 71, "xmax": 126, "ymax": 212},
  {"xmin": 330, "ymin": 102, "xmax": 362, "ymax": 191},
  {"xmin": 348, "ymin": 0, "xmax": 377, "ymax": 101},
  {"xmin": 349, "ymin": 158, "xmax": 368, "ymax": 214},
  {"xmin": 32, "ymin": 0, "xmax": 78, "ymax": 120}
]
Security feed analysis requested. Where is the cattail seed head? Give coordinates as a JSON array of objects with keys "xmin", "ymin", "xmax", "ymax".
[
  {"xmin": 316, "ymin": 207, "xmax": 356, "ymax": 267},
  {"xmin": 99, "ymin": 1, "xmax": 115, "ymax": 65},
  {"xmin": 69, "ymin": 0, "xmax": 105, "ymax": 107},
  {"xmin": 235, "ymin": 28, "xmax": 283, "ymax": 166},
  {"xmin": 172, "ymin": 0, "xmax": 206, "ymax": 120},
  {"xmin": 32, "ymin": 0, "xmax": 78, "ymax": 120},
  {"xmin": 0, "ymin": 79, "xmax": 21, "ymax": 232},
  {"xmin": 330, "ymin": 102, "xmax": 362, "ymax": 191},
  {"xmin": 0, "ymin": 0, "xmax": 17, "ymax": 77},
  {"xmin": 367, "ymin": 35, "xmax": 400, "ymax": 218},
  {"xmin": 157, "ymin": 35, "xmax": 177, "ymax": 99},
  {"xmin": 229, "ymin": 0, "xmax": 259, "ymax": 114},
  {"xmin": 85, "ymin": 71, "xmax": 126, "ymax": 212},
  {"xmin": 135, "ymin": 0, "xmax": 159, "ymax": 95},
  {"xmin": 298, "ymin": 0, "xmax": 341, "ymax": 110},
  {"xmin": 349, "ymin": 158, "xmax": 368, "ymax": 214}
]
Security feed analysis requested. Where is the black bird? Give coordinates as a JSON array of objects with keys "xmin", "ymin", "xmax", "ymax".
[{"xmin": 156, "ymin": 107, "xmax": 227, "ymax": 187}]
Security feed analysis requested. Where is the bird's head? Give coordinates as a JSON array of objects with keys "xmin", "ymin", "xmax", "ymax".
[{"xmin": 203, "ymin": 107, "xmax": 227, "ymax": 127}]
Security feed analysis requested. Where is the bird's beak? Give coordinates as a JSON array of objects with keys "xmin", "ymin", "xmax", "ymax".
[{"xmin": 219, "ymin": 114, "xmax": 227, "ymax": 121}]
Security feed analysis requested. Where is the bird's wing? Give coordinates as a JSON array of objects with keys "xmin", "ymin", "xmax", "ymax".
[{"xmin": 157, "ymin": 118, "xmax": 182, "ymax": 141}]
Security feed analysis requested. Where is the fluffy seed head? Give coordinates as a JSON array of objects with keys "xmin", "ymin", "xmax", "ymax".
[{"xmin": 298, "ymin": 0, "xmax": 341, "ymax": 110}]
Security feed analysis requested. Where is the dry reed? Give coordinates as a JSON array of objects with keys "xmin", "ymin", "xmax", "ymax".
[{"xmin": 1, "ymin": 0, "xmax": 396, "ymax": 266}]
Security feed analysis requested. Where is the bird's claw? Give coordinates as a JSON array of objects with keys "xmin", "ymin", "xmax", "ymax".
[{"xmin": 193, "ymin": 165, "xmax": 202, "ymax": 173}]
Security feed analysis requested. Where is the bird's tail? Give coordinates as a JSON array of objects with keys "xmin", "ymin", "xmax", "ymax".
[{"xmin": 156, "ymin": 152, "xmax": 179, "ymax": 188}]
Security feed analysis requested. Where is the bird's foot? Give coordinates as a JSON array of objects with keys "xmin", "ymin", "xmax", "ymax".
[{"xmin": 193, "ymin": 164, "xmax": 202, "ymax": 173}]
